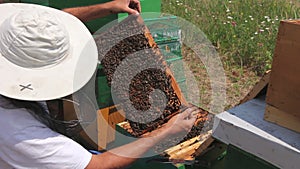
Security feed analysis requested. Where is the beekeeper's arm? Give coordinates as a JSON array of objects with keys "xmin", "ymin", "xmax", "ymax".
[{"xmin": 63, "ymin": 0, "xmax": 141, "ymax": 22}]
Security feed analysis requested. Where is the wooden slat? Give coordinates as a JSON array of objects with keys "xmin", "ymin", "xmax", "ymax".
[
  {"xmin": 165, "ymin": 130, "xmax": 213, "ymax": 160},
  {"xmin": 107, "ymin": 108, "xmax": 126, "ymax": 143},
  {"xmin": 240, "ymin": 70, "xmax": 271, "ymax": 104},
  {"xmin": 97, "ymin": 108, "xmax": 109, "ymax": 150},
  {"xmin": 109, "ymin": 107, "xmax": 125, "ymax": 125},
  {"xmin": 164, "ymin": 136, "xmax": 199, "ymax": 156},
  {"xmin": 265, "ymin": 104, "xmax": 300, "ymax": 133},
  {"xmin": 192, "ymin": 135, "xmax": 214, "ymax": 157}
]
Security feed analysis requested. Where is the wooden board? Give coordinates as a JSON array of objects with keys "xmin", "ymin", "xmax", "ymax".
[
  {"xmin": 240, "ymin": 70, "xmax": 271, "ymax": 104},
  {"xmin": 164, "ymin": 130, "xmax": 214, "ymax": 160},
  {"xmin": 97, "ymin": 107, "xmax": 109, "ymax": 149},
  {"xmin": 106, "ymin": 107, "xmax": 126, "ymax": 143},
  {"xmin": 265, "ymin": 104, "xmax": 300, "ymax": 133},
  {"xmin": 265, "ymin": 20, "xmax": 300, "ymax": 132}
]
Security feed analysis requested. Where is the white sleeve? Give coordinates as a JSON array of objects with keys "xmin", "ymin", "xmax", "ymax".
[{"xmin": 1, "ymin": 124, "xmax": 92, "ymax": 169}]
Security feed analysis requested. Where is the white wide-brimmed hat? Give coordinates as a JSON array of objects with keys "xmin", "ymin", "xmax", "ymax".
[{"xmin": 0, "ymin": 3, "xmax": 98, "ymax": 101}]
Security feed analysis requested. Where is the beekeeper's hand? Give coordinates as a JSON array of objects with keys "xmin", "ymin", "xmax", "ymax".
[
  {"xmin": 111, "ymin": 0, "xmax": 141, "ymax": 15},
  {"xmin": 162, "ymin": 106, "xmax": 198, "ymax": 136}
]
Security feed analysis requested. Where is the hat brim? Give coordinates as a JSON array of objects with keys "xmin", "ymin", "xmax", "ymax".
[{"xmin": 0, "ymin": 3, "xmax": 98, "ymax": 101}]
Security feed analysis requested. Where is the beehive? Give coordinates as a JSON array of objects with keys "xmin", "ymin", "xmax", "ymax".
[{"xmin": 265, "ymin": 20, "xmax": 300, "ymax": 133}]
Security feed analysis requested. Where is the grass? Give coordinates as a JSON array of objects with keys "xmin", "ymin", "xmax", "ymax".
[
  {"xmin": 161, "ymin": 0, "xmax": 300, "ymax": 111},
  {"xmin": 162, "ymin": 0, "xmax": 300, "ymax": 74}
]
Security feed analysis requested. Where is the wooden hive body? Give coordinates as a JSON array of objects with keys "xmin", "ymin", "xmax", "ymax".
[{"xmin": 265, "ymin": 20, "xmax": 300, "ymax": 133}]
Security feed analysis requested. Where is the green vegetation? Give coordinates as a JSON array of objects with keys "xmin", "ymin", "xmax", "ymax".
[
  {"xmin": 161, "ymin": 0, "xmax": 300, "ymax": 110},
  {"xmin": 162, "ymin": 0, "xmax": 300, "ymax": 74}
]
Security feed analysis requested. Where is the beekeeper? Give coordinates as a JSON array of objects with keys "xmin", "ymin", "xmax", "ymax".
[{"xmin": 0, "ymin": 3, "xmax": 197, "ymax": 169}]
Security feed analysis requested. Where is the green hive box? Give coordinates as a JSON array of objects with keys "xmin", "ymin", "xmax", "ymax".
[
  {"xmin": 96, "ymin": 64, "xmax": 114, "ymax": 109},
  {"xmin": 145, "ymin": 16, "xmax": 187, "ymax": 99},
  {"xmin": 158, "ymin": 41, "xmax": 182, "ymax": 60},
  {"xmin": 144, "ymin": 16, "xmax": 181, "ymax": 44},
  {"xmin": 224, "ymin": 145, "xmax": 279, "ymax": 169}
]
